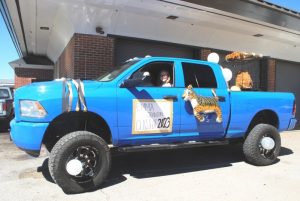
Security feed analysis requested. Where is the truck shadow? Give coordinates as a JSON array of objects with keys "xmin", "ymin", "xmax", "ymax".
[
  {"xmin": 106, "ymin": 145, "xmax": 292, "ymax": 181},
  {"xmin": 38, "ymin": 145, "xmax": 293, "ymax": 189}
]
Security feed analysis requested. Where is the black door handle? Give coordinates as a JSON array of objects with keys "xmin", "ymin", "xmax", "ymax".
[
  {"xmin": 217, "ymin": 96, "xmax": 226, "ymax": 102},
  {"xmin": 163, "ymin": 95, "xmax": 178, "ymax": 101}
]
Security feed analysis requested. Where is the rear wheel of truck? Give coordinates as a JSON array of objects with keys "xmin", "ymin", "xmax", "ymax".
[
  {"xmin": 243, "ymin": 124, "xmax": 281, "ymax": 166},
  {"xmin": 48, "ymin": 131, "xmax": 111, "ymax": 194}
]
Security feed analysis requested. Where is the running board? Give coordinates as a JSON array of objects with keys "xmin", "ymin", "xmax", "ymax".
[{"xmin": 117, "ymin": 140, "xmax": 229, "ymax": 153}]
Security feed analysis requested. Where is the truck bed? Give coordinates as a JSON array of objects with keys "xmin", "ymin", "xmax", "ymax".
[{"xmin": 226, "ymin": 91, "xmax": 294, "ymax": 138}]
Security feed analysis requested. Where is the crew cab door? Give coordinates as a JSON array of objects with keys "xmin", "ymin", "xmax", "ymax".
[
  {"xmin": 180, "ymin": 61, "xmax": 230, "ymax": 140},
  {"xmin": 116, "ymin": 59, "xmax": 183, "ymax": 146}
]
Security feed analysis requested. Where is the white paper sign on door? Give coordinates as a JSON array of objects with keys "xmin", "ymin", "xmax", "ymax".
[{"xmin": 132, "ymin": 99, "xmax": 173, "ymax": 134}]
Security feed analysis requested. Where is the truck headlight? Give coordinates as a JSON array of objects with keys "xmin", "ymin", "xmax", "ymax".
[{"xmin": 20, "ymin": 100, "xmax": 47, "ymax": 118}]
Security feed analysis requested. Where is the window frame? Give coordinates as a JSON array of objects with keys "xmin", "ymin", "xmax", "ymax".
[
  {"xmin": 181, "ymin": 62, "xmax": 218, "ymax": 89},
  {"xmin": 128, "ymin": 61, "xmax": 176, "ymax": 88}
]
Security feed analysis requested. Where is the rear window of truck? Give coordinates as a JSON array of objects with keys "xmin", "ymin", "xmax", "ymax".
[{"xmin": 182, "ymin": 62, "xmax": 217, "ymax": 88}]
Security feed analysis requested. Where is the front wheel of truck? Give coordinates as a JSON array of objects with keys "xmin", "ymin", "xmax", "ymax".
[
  {"xmin": 243, "ymin": 124, "xmax": 281, "ymax": 166},
  {"xmin": 48, "ymin": 131, "xmax": 111, "ymax": 194}
]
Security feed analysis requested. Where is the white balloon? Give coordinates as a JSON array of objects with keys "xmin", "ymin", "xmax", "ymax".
[
  {"xmin": 207, "ymin": 52, "xmax": 220, "ymax": 63},
  {"xmin": 66, "ymin": 159, "xmax": 83, "ymax": 176},
  {"xmin": 222, "ymin": 68, "xmax": 233, "ymax": 82},
  {"xmin": 261, "ymin": 137, "xmax": 275, "ymax": 150}
]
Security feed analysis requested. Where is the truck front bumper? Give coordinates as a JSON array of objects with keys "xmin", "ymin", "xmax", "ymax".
[
  {"xmin": 10, "ymin": 119, "xmax": 49, "ymax": 156},
  {"xmin": 287, "ymin": 118, "xmax": 297, "ymax": 130}
]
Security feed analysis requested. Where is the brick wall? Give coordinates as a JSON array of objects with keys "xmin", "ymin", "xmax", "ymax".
[
  {"xmin": 260, "ymin": 58, "xmax": 276, "ymax": 91},
  {"xmin": 55, "ymin": 33, "xmax": 115, "ymax": 80},
  {"xmin": 15, "ymin": 68, "xmax": 54, "ymax": 88},
  {"xmin": 200, "ymin": 48, "xmax": 212, "ymax": 61},
  {"xmin": 56, "ymin": 37, "xmax": 75, "ymax": 78},
  {"xmin": 73, "ymin": 33, "xmax": 115, "ymax": 79},
  {"xmin": 267, "ymin": 59, "xmax": 276, "ymax": 91}
]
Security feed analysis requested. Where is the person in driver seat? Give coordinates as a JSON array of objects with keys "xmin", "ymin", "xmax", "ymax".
[{"xmin": 159, "ymin": 70, "xmax": 172, "ymax": 87}]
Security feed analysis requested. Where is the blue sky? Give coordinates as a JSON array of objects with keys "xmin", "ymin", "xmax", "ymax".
[
  {"xmin": 267, "ymin": 0, "xmax": 300, "ymax": 12},
  {"xmin": 0, "ymin": 0, "xmax": 300, "ymax": 81},
  {"xmin": 0, "ymin": 15, "xmax": 18, "ymax": 80}
]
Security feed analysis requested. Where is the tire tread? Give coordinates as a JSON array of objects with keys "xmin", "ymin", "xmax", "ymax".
[
  {"xmin": 243, "ymin": 124, "xmax": 281, "ymax": 166},
  {"xmin": 48, "ymin": 131, "xmax": 110, "ymax": 193}
]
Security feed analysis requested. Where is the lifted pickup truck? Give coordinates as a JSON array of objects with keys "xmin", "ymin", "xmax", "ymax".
[
  {"xmin": 0, "ymin": 86, "xmax": 14, "ymax": 130},
  {"xmin": 10, "ymin": 57, "xmax": 296, "ymax": 193}
]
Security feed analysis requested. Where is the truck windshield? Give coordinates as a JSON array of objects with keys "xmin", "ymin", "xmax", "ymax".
[
  {"xmin": 97, "ymin": 60, "xmax": 139, "ymax": 82},
  {"xmin": 0, "ymin": 89, "xmax": 9, "ymax": 99}
]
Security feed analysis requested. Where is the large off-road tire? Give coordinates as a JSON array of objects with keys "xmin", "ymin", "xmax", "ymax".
[
  {"xmin": 48, "ymin": 131, "xmax": 111, "ymax": 194},
  {"xmin": 243, "ymin": 124, "xmax": 281, "ymax": 166}
]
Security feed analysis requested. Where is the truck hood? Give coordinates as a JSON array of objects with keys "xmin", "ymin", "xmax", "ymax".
[
  {"xmin": 15, "ymin": 81, "xmax": 64, "ymax": 100},
  {"xmin": 14, "ymin": 81, "xmax": 65, "ymax": 122},
  {"xmin": 14, "ymin": 80, "xmax": 105, "ymax": 122},
  {"xmin": 15, "ymin": 80, "xmax": 105, "ymax": 100}
]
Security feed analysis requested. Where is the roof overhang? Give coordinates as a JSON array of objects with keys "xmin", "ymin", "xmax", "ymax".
[
  {"xmin": 3, "ymin": 0, "xmax": 300, "ymax": 63},
  {"xmin": 0, "ymin": 79, "xmax": 14, "ymax": 87},
  {"xmin": 9, "ymin": 58, "xmax": 54, "ymax": 70},
  {"xmin": 182, "ymin": 0, "xmax": 300, "ymax": 33}
]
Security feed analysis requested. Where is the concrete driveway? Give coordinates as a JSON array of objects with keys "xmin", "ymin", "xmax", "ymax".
[{"xmin": 0, "ymin": 130, "xmax": 299, "ymax": 201}]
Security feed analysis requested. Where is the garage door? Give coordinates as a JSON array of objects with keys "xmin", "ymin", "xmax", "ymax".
[
  {"xmin": 115, "ymin": 38, "xmax": 195, "ymax": 65},
  {"xmin": 276, "ymin": 61, "xmax": 300, "ymax": 128}
]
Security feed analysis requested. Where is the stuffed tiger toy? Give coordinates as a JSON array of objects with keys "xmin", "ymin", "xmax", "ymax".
[{"xmin": 182, "ymin": 85, "xmax": 222, "ymax": 123}]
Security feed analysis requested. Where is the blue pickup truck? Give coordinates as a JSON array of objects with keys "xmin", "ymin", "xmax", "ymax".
[{"xmin": 10, "ymin": 57, "xmax": 296, "ymax": 193}]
